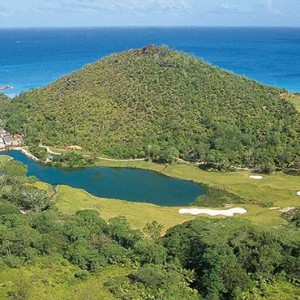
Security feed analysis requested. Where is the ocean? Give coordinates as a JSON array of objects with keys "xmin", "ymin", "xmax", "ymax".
[{"xmin": 0, "ymin": 27, "xmax": 300, "ymax": 97}]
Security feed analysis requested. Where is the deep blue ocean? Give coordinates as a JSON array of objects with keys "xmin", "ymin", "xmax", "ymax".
[{"xmin": 0, "ymin": 27, "xmax": 300, "ymax": 97}]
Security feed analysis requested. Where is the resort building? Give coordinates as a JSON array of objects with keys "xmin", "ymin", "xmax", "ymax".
[
  {"xmin": 0, "ymin": 140, "xmax": 5, "ymax": 149},
  {"xmin": 0, "ymin": 127, "xmax": 23, "ymax": 148},
  {"xmin": 3, "ymin": 135, "xmax": 13, "ymax": 146}
]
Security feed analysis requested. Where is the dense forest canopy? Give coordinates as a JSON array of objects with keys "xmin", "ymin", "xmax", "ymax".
[
  {"xmin": 0, "ymin": 94, "xmax": 10, "ymax": 121},
  {"xmin": 1, "ymin": 45, "xmax": 300, "ymax": 169},
  {"xmin": 0, "ymin": 157, "xmax": 299, "ymax": 299}
]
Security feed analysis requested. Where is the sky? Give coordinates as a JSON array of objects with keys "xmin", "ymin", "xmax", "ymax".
[{"xmin": 0, "ymin": 0, "xmax": 299, "ymax": 28}]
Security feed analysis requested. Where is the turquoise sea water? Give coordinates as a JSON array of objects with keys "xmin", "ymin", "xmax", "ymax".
[
  {"xmin": 0, "ymin": 27, "xmax": 300, "ymax": 97},
  {"xmin": 2, "ymin": 151, "xmax": 204, "ymax": 206}
]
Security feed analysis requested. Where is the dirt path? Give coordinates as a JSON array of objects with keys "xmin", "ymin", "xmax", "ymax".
[
  {"xmin": 97, "ymin": 156, "xmax": 145, "ymax": 162},
  {"xmin": 39, "ymin": 144, "xmax": 147, "ymax": 162},
  {"xmin": 39, "ymin": 143, "xmax": 61, "ymax": 155}
]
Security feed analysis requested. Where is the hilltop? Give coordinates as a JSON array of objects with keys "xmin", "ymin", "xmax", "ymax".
[{"xmin": 2, "ymin": 46, "xmax": 300, "ymax": 169}]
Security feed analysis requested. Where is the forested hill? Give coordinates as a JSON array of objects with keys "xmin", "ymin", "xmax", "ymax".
[
  {"xmin": 0, "ymin": 94, "xmax": 10, "ymax": 119},
  {"xmin": 2, "ymin": 45, "xmax": 300, "ymax": 168}
]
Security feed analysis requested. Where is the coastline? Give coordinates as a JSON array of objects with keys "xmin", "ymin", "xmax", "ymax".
[
  {"xmin": 0, "ymin": 85, "xmax": 12, "ymax": 91},
  {"xmin": 0, "ymin": 147, "xmax": 40, "ymax": 162}
]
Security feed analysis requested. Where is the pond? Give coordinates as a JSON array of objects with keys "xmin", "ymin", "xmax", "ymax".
[{"xmin": 2, "ymin": 151, "xmax": 205, "ymax": 206}]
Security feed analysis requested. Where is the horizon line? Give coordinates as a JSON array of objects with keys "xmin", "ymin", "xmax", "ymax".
[{"xmin": 1, "ymin": 25, "xmax": 300, "ymax": 30}]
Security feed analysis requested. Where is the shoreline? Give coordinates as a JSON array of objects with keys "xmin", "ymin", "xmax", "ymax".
[
  {"xmin": 2, "ymin": 145, "xmax": 300, "ymax": 226},
  {"xmin": 0, "ymin": 147, "xmax": 40, "ymax": 162},
  {"xmin": 0, "ymin": 85, "xmax": 13, "ymax": 91}
]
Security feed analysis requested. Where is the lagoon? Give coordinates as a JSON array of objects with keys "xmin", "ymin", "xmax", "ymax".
[{"xmin": 2, "ymin": 150, "xmax": 204, "ymax": 206}]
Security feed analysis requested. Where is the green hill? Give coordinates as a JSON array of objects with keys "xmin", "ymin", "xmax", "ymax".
[
  {"xmin": 2, "ymin": 45, "xmax": 300, "ymax": 168},
  {"xmin": 0, "ymin": 94, "xmax": 10, "ymax": 120}
]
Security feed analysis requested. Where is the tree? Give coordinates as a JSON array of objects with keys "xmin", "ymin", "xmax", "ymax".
[
  {"xmin": 101, "ymin": 240, "xmax": 128, "ymax": 265},
  {"xmin": 19, "ymin": 187, "xmax": 53, "ymax": 212},
  {"xmin": 143, "ymin": 221, "xmax": 164, "ymax": 241},
  {"xmin": 200, "ymin": 245, "xmax": 251, "ymax": 299},
  {"xmin": 106, "ymin": 264, "xmax": 199, "ymax": 300},
  {"xmin": 259, "ymin": 160, "xmax": 276, "ymax": 174},
  {"xmin": 65, "ymin": 239, "xmax": 106, "ymax": 271},
  {"xmin": 75, "ymin": 210, "xmax": 108, "ymax": 233},
  {"xmin": 133, "ymin": 240, "xmax": 167, "ymax": 265},
  {"xmin": 159, "ymin": 146, "xmax": 179, "ymax": 163},
  {"xmin": 108, "ymin": 216, "xmax": 141, "ymax": 248}
]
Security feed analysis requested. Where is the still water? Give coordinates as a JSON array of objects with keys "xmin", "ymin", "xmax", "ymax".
[{"xmin": 2, "ymin": 150, "xmax": 205, "ymax": 206}]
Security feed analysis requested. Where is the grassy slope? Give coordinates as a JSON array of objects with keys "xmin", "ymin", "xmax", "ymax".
[
  {"xmin": 162, "ymin": 164, "xmax": 300, "ymax": 208},
  {"xmin": 54, "ymin": 184, "xmax": 285, "ymax": 232},
  {"xmin": 1, "ymin": 151, "xmax": 297, "ymax": 229},
  {"xmin": 0, "ymin": 155, "xmax": 11, "ymax": 164},
  {"xmin": 52, "ymin": 160, "xmax": 300, "ymax": 230},
  {"xmin": 54, "ymin": 185, "xmax": 195, "ymax": 232},
  {"xmin": 162, "ymin": 164, "xmax": 300, "ymax": 225}
]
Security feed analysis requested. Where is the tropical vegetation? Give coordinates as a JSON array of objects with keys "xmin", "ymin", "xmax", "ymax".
[
  {"xmin": 0, "ymin": 157, "xmax": 299, "ymax": 299},
  {"xmin": 1, "ymin": 46, "xmax": 300, "ymax": 171}
]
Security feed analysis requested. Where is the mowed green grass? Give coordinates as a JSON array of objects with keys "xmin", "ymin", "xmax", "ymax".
[
  {"xmin": 54, "ymin": 184, "xmax": 289, "ymax": 232},
  {"xmin": 94, "ymin": 158, "xmax": 166, "ymax": 172},
  {"xmin": 1, "ymin": 152, "xmax": 298, "ymax": 230},
  {"xmin": 53, "ymin": 161, "xmax": 300, "ymax": 230},
  {"xmin": 54, "ymin": 185, "xmax": 195, "ymax": 232},
  {"xmin": 162, "ymin": 164, "xmax": 300, "ymax": 208},
  {"xmin": 0, "ymin": 155, "xmax": 11, "ymax": 164}
]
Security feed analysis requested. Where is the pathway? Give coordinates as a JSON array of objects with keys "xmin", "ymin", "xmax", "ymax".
[{"xmin": 39, "ymin": 144, "xmax": 61, "ymax": 155}]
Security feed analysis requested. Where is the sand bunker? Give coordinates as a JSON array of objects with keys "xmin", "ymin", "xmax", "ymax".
[
  {"xmin": 179, "ymin": 207, "xmax": 247, "ymax": 216},
  {"xmin": 249, "ymin": 175, "xmax": 264, "ymax": 180},
  {"xmin": 297, "ymin": 191, "xmax": 300, "ymax": 196}
]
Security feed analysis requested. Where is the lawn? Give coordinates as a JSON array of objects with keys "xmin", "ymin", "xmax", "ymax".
[
  {"xmin": 54, "ymin": 185, "xmax": 195, "ymax": 232},
  {"xmin": 162, "ymin": 164, "xmax": 300, "ymax": 208},
  {"xmin": 1, "ymin": 152, "xmax": 299, "ymax": 230},
  {"xmin": 52, "ymin": 160, "xmax": 300, "ymax": 230},
  {"xmin": 94, "ymin": 158, "xmax": 166, "ymax": 172},
  {"xmin": 55, "ymin": 183, "xmax": 290, "ymax": 231},
  {"xmin": 0, "ymin": 154, "xmax": 11, "ymax": 164}
]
